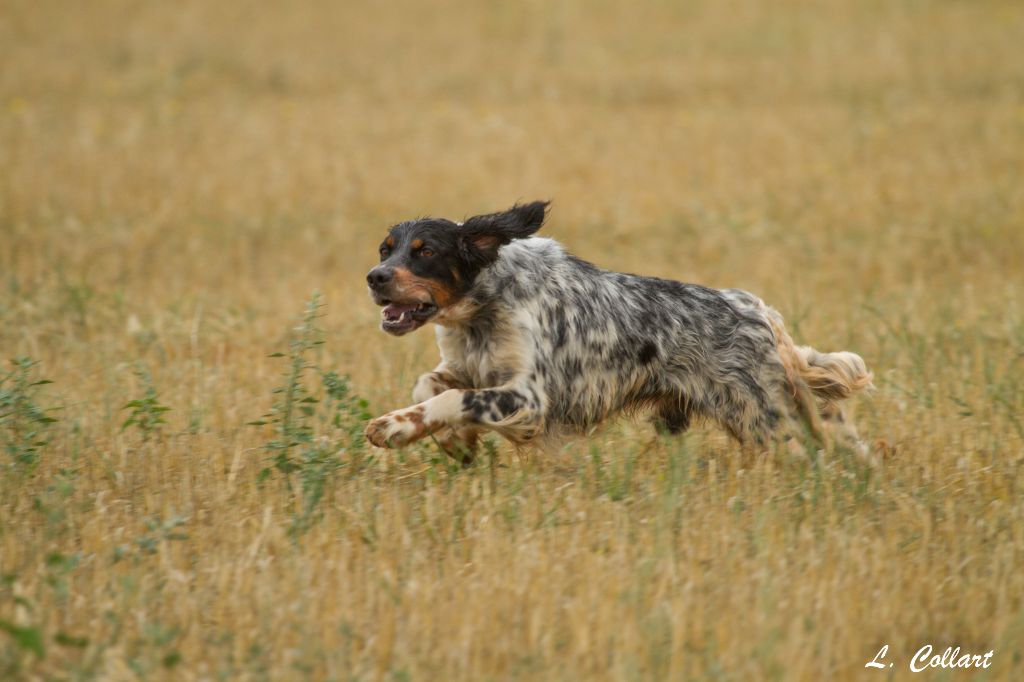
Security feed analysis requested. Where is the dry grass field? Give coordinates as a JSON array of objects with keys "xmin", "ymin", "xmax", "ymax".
[{"xmin": 2, "ymin": 0, "xmax": 1024, "ymax": 679}]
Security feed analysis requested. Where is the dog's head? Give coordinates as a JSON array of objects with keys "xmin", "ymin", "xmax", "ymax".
[{"xmin": 367, "ymin": 201, "xmax": 549, "ymax": 335}]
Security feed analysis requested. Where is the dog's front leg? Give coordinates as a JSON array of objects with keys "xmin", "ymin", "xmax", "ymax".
[
  {"xmin": 365, "ymin": 385, "xmax": 542, "ymax": 449},
  {"xmin": 411, "ymin": 366, "xmax": 465, "ymax": 403},
  {"xmin": 411, "ymin": 367, "xmax": 480, "ymax": 462}
]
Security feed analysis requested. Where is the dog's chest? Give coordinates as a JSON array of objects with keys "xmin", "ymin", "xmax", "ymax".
[{"xmin": 436, "ymin": 324, "xmax": 530, "ymax": 388}]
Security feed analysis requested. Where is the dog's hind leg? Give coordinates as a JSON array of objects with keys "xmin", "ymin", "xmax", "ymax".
[
  {"xmin": 819, "ymin": 400, "xmax": 870, "ymax": 458},
  {"xmin": 705, "ymin": 375, "xmax": 814, "ymax": 458}
]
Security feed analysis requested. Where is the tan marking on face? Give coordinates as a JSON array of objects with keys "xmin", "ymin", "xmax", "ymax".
[
  {"xmin": 391, "ymin": 268, "xmax": 460, "ymax": 308},
  {"xmin": 422, "ymin": 280, "xmax": 458, "ymax": 307},
  {"xmin": 410, "ymin": 238, "xmax": 424, "ymax": 250},
  {"xmin": 385, "ymin": 236, "xmax": 395, "ymax": 248},
  {"xmin": 389, "ymin": 268, "xmax": 433, "ymax": 301}
]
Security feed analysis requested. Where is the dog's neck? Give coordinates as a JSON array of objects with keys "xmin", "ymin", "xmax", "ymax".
[
  {"xmin": 432, "ymin": 257, "xmax": 507, "ymax": 328},
  {"xmin": 432, "ymin": 297, "xmax": 481, "ymax": 327}
]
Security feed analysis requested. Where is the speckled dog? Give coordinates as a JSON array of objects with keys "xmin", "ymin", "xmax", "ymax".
[{"xmin": 364, "ymin": 201, "xmax": 872, "ymax": 461}]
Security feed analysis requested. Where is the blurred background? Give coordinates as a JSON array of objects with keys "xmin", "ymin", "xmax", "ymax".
[
  {"xmin": 5, "ymin": 1, "xmax": 1021, "ymax": 354},
  {"xmin": 2, "ymin": 0, "xmax": 1023, "ymax": 679}
]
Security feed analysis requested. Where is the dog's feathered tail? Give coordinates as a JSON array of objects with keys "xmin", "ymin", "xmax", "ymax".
[
  {"xmin": 763, "ymin": 305, "xmax": 873, "ymax": 404},
  {"xmin": 763, "ymin": 306, "xmax": 872, "ymax": 447},
  {"xmin": 793, "ymin": 346, "xmax": 874, "ymax": 401}
]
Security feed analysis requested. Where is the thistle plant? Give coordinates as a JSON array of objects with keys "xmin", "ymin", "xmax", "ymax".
[
  {"xmin": 250, "ymin": 292, "xmax": 371, "ymax": 534},
  {"xmin": 0, "ymin": 357, "xmax": 57, "ymax": 472}
]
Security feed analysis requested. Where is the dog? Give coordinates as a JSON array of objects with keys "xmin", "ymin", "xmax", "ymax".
[{"xmin": 364, "ymin": 201, "xmax": 872, "ymax": 461}]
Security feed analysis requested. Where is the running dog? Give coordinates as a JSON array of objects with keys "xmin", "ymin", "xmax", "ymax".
[{"xmin": 364, "ymin": 201, "xmax": 871, "ymax": 461}]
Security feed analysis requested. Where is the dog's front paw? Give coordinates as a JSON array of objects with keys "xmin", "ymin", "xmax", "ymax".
[{"xmin": 364, "ymin": 408, "xmax": 426, "ymax": 448}]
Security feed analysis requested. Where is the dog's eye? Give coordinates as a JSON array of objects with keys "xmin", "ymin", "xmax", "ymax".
[
  {"xmin": 418, "ymin": 247, "xmax": 434, "ymax": 258},
  {"xmin": 379, "ymin": 247, "xmax": 389, "ymax": 260}
]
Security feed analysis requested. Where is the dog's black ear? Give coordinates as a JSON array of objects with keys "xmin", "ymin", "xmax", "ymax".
[{"xmin": 460, "ymin": 201, "xmax": 549, "ymax": 264}]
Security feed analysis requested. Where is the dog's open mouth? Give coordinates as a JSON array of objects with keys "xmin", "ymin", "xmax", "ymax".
[{"xmin": 380, "ymin": 300, "xmax": 438, "ymax": 335}]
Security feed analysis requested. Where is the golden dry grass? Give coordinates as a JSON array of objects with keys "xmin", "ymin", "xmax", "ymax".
[{"xmin": 2, "ymin": 0, "xmax": 1024, "ymax": 679}]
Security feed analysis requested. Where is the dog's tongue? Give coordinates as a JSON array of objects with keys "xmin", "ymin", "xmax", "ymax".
[{"xmin": 383, "ymin": 302, "xmax": 419, "ymax": 321}]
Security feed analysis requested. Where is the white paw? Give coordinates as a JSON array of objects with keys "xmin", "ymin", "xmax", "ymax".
[{"xmin": 364, "ymin": 408, "xmax": 426, "ymax": 448}]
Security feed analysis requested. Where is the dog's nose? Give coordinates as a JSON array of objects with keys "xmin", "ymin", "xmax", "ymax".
[{"xmin": 367, "ymin": 267, "xmax": 394, "ymax": 289}]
